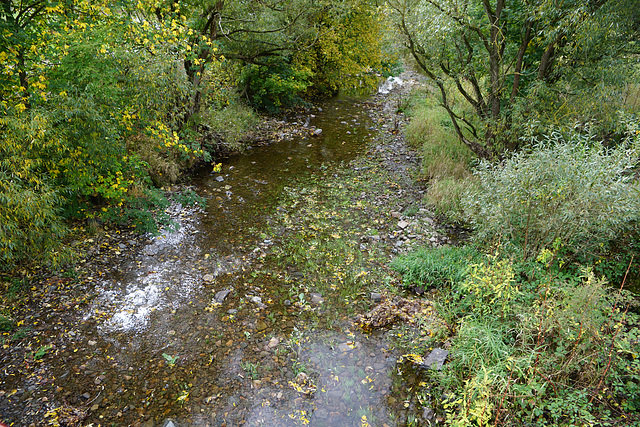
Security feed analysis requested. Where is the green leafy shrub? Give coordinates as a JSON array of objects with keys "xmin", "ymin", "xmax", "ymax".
[
  {"xmin": 462, "ymin": 130, "xmax": 640, "ymax": 265},
  {"xmin": 0, "ymin": 115, "xmax": 72, "ymax": 270},
  {"xmin": 200, "ymin": 100, "xmax": 258, "ymax": 151},
  {"xmin": 240, "ymin": 61, "xmax": 312, "ymax": 113},
  {"xmin": 459, "ymin": 258, "xmax": 520, "ymax": 319},
  {"xmin": 101, "ymin": 187, "xmax": 172, "ymax": 234},
  {"xmin": 407, "ymin": 254, "xmax": 640, "ymax": 426}
]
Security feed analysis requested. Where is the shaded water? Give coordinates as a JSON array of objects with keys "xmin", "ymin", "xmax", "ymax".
[{"xmin": 50, "ymin": 97, "xmax": 421, "ymax": 426}]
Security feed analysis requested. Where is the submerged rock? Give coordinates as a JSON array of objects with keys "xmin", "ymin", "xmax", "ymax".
[{"xmin": 214, "ymin": 289, "xmax": 232, "ymax": 303}]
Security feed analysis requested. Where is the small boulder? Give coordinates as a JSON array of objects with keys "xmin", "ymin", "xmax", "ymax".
[
  {"xmin": 421, "ymin": 348, "xmax": 448, "ymax": 370},
  {"xmin": 214, "ymin": 289, "xmax": 232, "ymax": 303},
  {"xmin": 256, "ymin": 320, "xmax": 268, "ymax": 332}
]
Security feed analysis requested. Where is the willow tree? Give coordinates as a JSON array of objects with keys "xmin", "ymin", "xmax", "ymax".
[{"xmin": 387, "ymin": 0, "xmax": 640, "ymax": 158}]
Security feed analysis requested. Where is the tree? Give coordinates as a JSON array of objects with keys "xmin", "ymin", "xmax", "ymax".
[
  {"xmin": 387, "ymin": 0, "xmax": 640, "ymax": 158},
  {"xmin": 130, "ymin": 0, "xmax": 325, "ymax": 119}
]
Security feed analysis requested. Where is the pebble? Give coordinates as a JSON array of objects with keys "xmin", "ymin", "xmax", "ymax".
[
  {"xmin": 310, "ymin": 293, "xmax": 324, "ymax": 304},
  {"xmin": 256, "ymin": 320, "xmax": 268, "ymax": 332}
]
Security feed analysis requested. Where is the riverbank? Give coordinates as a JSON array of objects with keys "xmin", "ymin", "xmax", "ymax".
[{"xmin": 0, "ymin": 69, "xmax": 451, "ymax": 426}]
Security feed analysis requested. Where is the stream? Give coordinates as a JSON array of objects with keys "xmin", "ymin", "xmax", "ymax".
[{"xmin": 2, "ymin": 86, "xmax": 439, "ymax": 426}]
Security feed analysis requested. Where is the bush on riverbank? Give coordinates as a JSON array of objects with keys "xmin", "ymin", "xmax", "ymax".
[
  {"xmin": 463, "ymin": 128, "xmax": 640, "ymax": 273},
  {"xmin": 393, "ymin": 247, "xmax": 640, "ymax": 425},
  {"xmin": 398, "ymin": 85, "xmax": 640, "ymax": 425}
]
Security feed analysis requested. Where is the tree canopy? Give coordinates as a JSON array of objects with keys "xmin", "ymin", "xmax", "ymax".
[{"xmin": 388, "ymin": 0, "xmax": 640, "ymax": 158}]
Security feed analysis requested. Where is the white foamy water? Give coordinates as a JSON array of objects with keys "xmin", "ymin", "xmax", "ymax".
[
  {"xmin": 104, "ymin": 283, "xmax": 161, "ymax": 331},
  {"xmin": 378, "ymin": 76, "xmax": 404, "ymax": 94},
  {"xmin": 89, "ymin": 206, "xmax": 205, "ymax": 334}
]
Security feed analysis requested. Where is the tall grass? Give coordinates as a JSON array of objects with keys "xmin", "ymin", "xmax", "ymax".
[
  {"xmin": 404, "ymin": 91, "xmax": 475, "ymax": 221},
  {"xmin": 404, "ymin": 97, "xmax": 473, "ymax": 181}
]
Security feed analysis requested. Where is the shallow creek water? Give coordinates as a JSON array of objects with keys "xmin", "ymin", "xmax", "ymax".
[{"xmin": 53, "ymin": 97, "xmax": 422, "ymax": 426}]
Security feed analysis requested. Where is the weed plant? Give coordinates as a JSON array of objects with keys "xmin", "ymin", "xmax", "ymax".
[{"xmin": 395, "ymin": 245, "xmax": 640, "ymax": 425}]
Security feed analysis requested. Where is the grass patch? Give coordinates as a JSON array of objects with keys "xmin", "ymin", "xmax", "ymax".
[
  {"xmin": 403, "ymin": 90, "xmax": 476, "ymax": 222},
  {"xmin": 391, "ymin": 245, "xmax": 482, "ymax": 291},
  {"xmin": 0, "ymin": 314, "xmax": 15, "ymax": 332},
  {"xmin": 423, "ymin": 176, "xmax": 473, "ymax": 222},
  {"xmin": 405, "ymin": 99, "xmax": 474, "ymax": 181}
]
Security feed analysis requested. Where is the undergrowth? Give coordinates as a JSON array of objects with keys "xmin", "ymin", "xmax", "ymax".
[{"xmin": 392, "ymin": 246, "xmax": 640, "ymax": 425}]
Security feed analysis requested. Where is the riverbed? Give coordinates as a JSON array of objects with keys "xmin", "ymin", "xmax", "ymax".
[{"xmin": 0, "ymin": 74, "xmax": 448, "ymax": 426}]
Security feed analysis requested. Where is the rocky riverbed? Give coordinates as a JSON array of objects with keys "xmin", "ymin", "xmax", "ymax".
[{"xmin": 0, "ymin": 69, "xmax": 450, "ymax": 426}]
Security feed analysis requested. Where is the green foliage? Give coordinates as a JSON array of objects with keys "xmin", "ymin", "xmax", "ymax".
[
  {"xmin": 405, "ymin": 95, "xmax": 474, "ymax": 181},
  {"xmin": 172, "ymin": 188, "xmax": 206, "ymax": 208},
  {"xmin": 424, "ymin": 177, "xmax": 471, "ymax": 223},
  {"xmin": 0, "ymin": 315, "xmax": 15, "ymax": 332},
  {"xmin": 33, "ymin": 344, "xmax": 53, "ymax": 360},
  {"xmin": 391, "ymin": 246, "xmax": 482, "ymax": 290},
  {"xmin": 400, "ymin": 252, "xmax": 640, "ymax": 425},
  {"xmin": 241, "ymin": 61, "xmax": 312, "ymax": 113},
  {"xmin": 293, "ymin": 1, "xmax": 389, "ymax": 98},
  {"xmin": 462, "ymin": 128, "xmax": 640, "ymax": 265},
  {"xmin": 200, "ymin": 99, "xmax": 258, "ymax": 151},
  {"xmin": 162, "ymin": 352, "xmax": 179, "ymax": 367},
  {"xmin": 0, "ymin": 114, "xmax": 71, "ymax": 270},
  {"xmin": 459, "ymin": 258, "xmax": 520, "ymax": 319},
  {"xmin": 388, "ymin": 0, "xmax": 640, "ymax": 157}
]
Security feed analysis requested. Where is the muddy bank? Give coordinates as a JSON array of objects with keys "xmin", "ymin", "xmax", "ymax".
[{"xmin": 0, "ymin": 70, "xmax": 449, "ymax": 426}]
